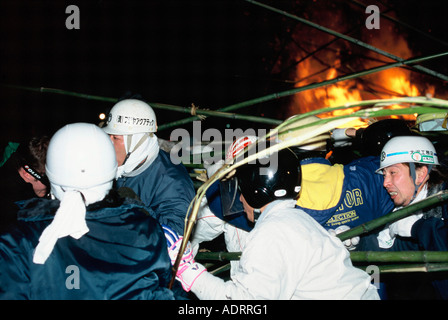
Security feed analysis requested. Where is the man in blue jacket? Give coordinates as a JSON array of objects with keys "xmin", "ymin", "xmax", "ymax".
[
  {"xmin": 102, "ymin": 99, "xmax": 195, "ymax": 236},
  {"xmin": 0, "ymin": 123, "xmax": 177, "ymax": 299},
  {"xmin": 375, "ymin": 135, "xmax": 448, "ymax": 299},
  {"xmin": 296, "ymin": 119, "xmax": 412, "ymax": 250}
]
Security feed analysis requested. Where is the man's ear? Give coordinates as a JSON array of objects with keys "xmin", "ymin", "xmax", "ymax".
[
  {"xmin": 415, "ymin": 166, "xmax": 429, "ymax": 185},
  {"xmin": 18, "ymin": 167, "xmax": 34, "ymax": 183}
]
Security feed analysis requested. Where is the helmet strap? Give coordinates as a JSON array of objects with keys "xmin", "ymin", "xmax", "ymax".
[
  {"xmin": 409, "ymin": 163, "xmax": 418, "ymax": 200},
  {"xmin": 253, "ymin": 208, "xmax": 261, "ymax": 223},
  {"xmin": 410, "ymin": 163, "xmax": 432, "ymax": 200},
  {"xmin": 22, "ymin": 164, "xmax": 43, "ymax": 181}
]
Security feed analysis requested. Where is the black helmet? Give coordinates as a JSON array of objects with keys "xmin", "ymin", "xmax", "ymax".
[
  {"xmin": 361, "ymin": 119, "xmax": 413, "ymax": 156},
  {"xmin": 235, "ymin": 148, "xmax": 301, "ymax": 209}
]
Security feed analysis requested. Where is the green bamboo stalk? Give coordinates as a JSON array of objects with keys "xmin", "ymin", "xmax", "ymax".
[
  {"xmin": 245, "ymin": 0, "xmax": 448, "ymax": 82},
  {"xmin": 357, "ymin": 263, "xmax": 448, "ymax": 273},
  {"xmin": 4, "ymin": 52, "xmax": 447, "ymax": 132},
  {"xmin": 152, "ymin": 102, "xmax": 281, "ymax": 125},
  {"xmin": 200, "ymin": 257, "xmax": 448, "ymax": 275},
  {"xmin": 1, "ymin": 84, "xmax": 118, "ymax": 103},
  {"xmin": 196, "ymin": 251, "xmax": 448, "ymax": 265},
  {"xmin": 158, "ymin": 52, "xmax": 448, "ymax": 131},
  {"xmin": 337, "ymin": 190, "xmax": 448, "ymax": 241},
  {"xmin": 270, "ymin": 98, "xmax": 448, "ymax": 149},
  {"xmin": 350, "ymin": 251, "xmax": 448, "ymax": 263},
  {"xmin": 196, "ymin": 251, "xmax": 242, "ymax": 261},
  {"xmin": 222, "ymin": 53, "xmax": 448, "ymax": 114},
  {"xmin": 209, "ymin": 263, "xmax": 231, "ymax": 276},
  {"xmin": 202, "ymin": 259, "xmax": 448, "ymax": 274},
  {"xmin": 0, "ymin": 84, "xmax": 281, "ymax": 126}
]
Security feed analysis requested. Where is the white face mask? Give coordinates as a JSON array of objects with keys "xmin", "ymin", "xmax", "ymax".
[{"xmin": 117, "ymin": 132, "xmax": 159, "ymax": 178}]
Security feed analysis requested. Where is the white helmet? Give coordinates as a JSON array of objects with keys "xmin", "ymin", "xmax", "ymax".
[
  {"xmin": 377, "ymin": 135, "xmax": 439, "ymax": 173},
  {"xmin": 46, "ymin": 123, "xmax": 118, "ymax": 190},
  {"xmin": 102, "ymin": 99, "xmax": 157, "ymax": 135}
]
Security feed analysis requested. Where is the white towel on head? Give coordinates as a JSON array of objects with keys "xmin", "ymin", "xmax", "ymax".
[{"xmin": 33, "ymin": 191, "xmax": 89, "ymax": 264}]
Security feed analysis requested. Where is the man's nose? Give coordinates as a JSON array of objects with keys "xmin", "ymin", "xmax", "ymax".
[{"xmin": 383, "ymin": 174, "xmax": 391, "ymax": 188}]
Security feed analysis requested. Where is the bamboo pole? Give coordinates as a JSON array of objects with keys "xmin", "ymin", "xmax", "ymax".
[
  {"xmin": 150, "ymin": 102, "xmax": 281, "ymax": 125},
  {"xmin": 209, "ymin": 263, "xmax": 231, "ymax": 276},
  {"xmin": 3, "ymin": 51, "xmax": 447, "ymax": 132},
  {"xmin": 0, "ymin": 84, "xmax": 282, "ymax": 126},
  {"xmin": 157, "ymin": 52, "xmax": 448, "ymax": 131},
  {"xmin": 195, "ymin": 251, "xmax": 448, "ymax": 264},
  {"xmin": 350, "ymin": 251, "xmax": 448, "ymax": 263},
  {"xmin": 244, "ymin": 0, "xmax": 448, "ymax": 82},
  {"xmin": 358, "ymin": 263, "xmax": 448, "ymax": 273},
  {"xmin": 196, "ymin": 251, "xmax": 242, "ymax": 261},
  {"xmin": 200, "ymin": 260, "xmax": 448, "ymax": 274}
]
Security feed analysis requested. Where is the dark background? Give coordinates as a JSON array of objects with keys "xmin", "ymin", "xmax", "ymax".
[{"xmin": 1, "ymin": 0, "xmax": 447, "ymax": 143}]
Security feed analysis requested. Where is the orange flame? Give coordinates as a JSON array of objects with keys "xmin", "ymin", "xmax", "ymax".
[{"xmin": 284, "ymin": 7, "xmax": 436, "ymax": 129}]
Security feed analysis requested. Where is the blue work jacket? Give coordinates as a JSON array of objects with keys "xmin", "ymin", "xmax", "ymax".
[
  {"xmin": 0, "ymin": 195, "xmax": 176, "ymax": 300},
  {"xmin": 296, "ymin": 156, "xmax": 395, "ymax": 229},
  {"xmin": 116, "ymin": 149, "xmax": 195, "ymax": 236}
]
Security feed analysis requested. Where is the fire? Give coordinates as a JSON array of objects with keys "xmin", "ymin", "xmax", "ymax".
[
  {"xmin": 376, "ymin": 69, "xmax": 420, "ymax": 97},
  {"xmin": 289, "ymin": 56, "xmax": 432, "ymax": 128},
  {"xmin": 318, "ymin": 67, "xmax": 363, "ymax": 107},
  {"xmin": 281, "ymin": 4, "xmax": 436, "ymax": 129}
]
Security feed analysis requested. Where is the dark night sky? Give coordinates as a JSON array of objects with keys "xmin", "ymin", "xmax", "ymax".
[{"xmin": 0, "ymin": 0, "xmax": 447, "ymax": 143}]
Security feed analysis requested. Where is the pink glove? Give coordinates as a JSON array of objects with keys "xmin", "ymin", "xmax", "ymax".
[{"xmin": 163, "ymin": 225, "xmax": 206, "ymax": 291}]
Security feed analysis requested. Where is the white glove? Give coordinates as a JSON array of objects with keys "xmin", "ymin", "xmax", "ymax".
[
  {"xmin": 203, "ymin": 160, "xmax": 224, "ymax": 178},
  {"xmin": 377, "ymin": 227, "xmax": 395, "ymax": 249},
  {"xmin": 328, "ymin": 225, "xmax": 359, "ymax": 250},
  {"xmin": 389, "ymin": 213, "xmax": 423, "ymax": 238},
  {"xmin": 163, "ymin": 225, "xmax": 206, "ymax": 292},
  {"xmin": 331, "ymin": 128, "xmax": 353, "ymax": 147}
]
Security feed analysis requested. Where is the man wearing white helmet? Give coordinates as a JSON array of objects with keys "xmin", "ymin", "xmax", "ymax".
[
  {"xmin": 0, "ymin": 123, "xmax": 177, "ymax": 299},
  {"xmin": 102, "ymin": 99, "xmax": 195, "ymax": 236},
  {"xmin": 376, "ymin": 135, "xmax": 448, "ymax": 299},
  {"xmin": 376, "ymin": 135, "xmax": 441, "ymax": 247}
]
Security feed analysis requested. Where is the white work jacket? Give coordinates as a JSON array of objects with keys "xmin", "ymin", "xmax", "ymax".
[{"xmin": 191, "ymin": 200, "xmax": 379, "ymax": 300}]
